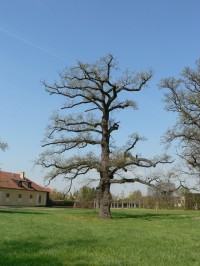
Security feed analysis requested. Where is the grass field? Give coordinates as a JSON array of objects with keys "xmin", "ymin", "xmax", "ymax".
[{"xmin": 0, "ymin": 207, "xmax": 200, "ymax": 266}]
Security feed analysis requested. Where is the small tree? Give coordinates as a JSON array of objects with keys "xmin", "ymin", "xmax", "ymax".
[
  {"xmin": 74, "ymin": 186, "xmax": 96, "ymax": 202},
  {"xmin": 160, "ymin": 59, "xmax": 200, "ymax": 185},
  {"xmin": 128, "ymin": 190, "xmax": 142, "ymax": 201},
  {"xmin": 38, "ymin": 54, "xmax": 170, "ymax": 218},
  {"xmin": 176, "ymin": 187, "xmax": 190, "ymax": 197},
  {"xmin": 49, "ymin": 189, "xmax": 68, "ymax": 201},
  {"xmin": 147, "ymin": 181, "xmax": 176, "ymax": 197}
]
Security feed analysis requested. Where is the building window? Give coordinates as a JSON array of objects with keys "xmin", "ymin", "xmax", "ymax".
[
  {"xmin": 18, "ymin": 181, "xmax": 22, "ymax": 187},
  {"xmin": 38, "ymin": 195, "xmax": 42, "ymax": 203},
  {"xmin": 30, "ymin": 195, "xmax": 33, "ymax": 199},
  {"xmin": 18, "ymin": 194, "xmax": 22, "ymax": 199},
  {"xmin": 6, "ymin": 193, "xmax": 10, "ymax": 198}
]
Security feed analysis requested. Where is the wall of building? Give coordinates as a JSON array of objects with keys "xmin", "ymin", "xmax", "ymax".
[{"xmin": 0, "ymin": 188, "xmax": 47, "ymax": 206}]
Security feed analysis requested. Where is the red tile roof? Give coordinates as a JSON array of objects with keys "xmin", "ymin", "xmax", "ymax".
[{"xmin": 0, "ymin": 171, "xmax": 49, "ymax": 192}]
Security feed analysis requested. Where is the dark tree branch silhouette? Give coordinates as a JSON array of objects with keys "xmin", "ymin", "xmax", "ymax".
[{"xmin": 0, "ymin": 140, "xmax": 8, "ymax": 151}]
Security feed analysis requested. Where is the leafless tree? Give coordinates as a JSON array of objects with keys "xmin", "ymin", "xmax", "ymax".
[
  {"xmin": 38, "ymin": 54, "xmax": 170, "ymax": 218},
  {"xmin": 0, "ymin": 139, "xmax": 8, "ymax": 151},
  {"xmin": 160, "ymin": 59, "xmax": 200, "ymax": 184}
]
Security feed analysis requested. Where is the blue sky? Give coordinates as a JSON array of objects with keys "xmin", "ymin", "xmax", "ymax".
[{"xmin": 0, "ymin": 0, "xmax": 200, "ymax": 195}]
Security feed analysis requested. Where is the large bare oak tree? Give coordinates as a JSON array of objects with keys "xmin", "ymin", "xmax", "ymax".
[
  {"xmin": 38, "ymin": 54, "xmax": 170, "ymax": 218},
  {"xmin": 160, "ymin": 59, "xmax": 200, "ymax": 184}
]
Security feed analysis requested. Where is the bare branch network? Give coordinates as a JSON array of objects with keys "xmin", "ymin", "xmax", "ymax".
[
  {"xmin": 38, "ymin": 54, "xmax": 174, "ymax": 218},
  {"xmin": 39, "ymin": 55, "xmax": 167, "ymax": 177},
  {"xmin": 160, "ymin": 58, "xmax": 200, "ymax": 178},
  {"xmin": 0, "ymin": 140, "xmax": 8, "ymax": 151}
]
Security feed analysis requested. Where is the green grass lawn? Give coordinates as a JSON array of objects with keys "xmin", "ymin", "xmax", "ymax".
[{"xmin": 0, "ymin": 207, "xmax": 200, "ymax": 266}]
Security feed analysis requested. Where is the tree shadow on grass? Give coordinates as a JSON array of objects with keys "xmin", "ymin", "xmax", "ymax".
[
  {"xmin": 112, "ymin": 211, "xmax": 191, "ymax": 221},
  {"xmin": 0, "ymin": 209, "xmax": 46, "ymax": 215}
]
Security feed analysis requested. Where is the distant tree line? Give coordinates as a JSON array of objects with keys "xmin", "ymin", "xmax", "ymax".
[
  {"xmin": 48, "ymin": 184, "xmax": 198, "ymax": 210},
  {"xmin": 49, "ymin": 186, "xmax": 97, "ymax": 208}
]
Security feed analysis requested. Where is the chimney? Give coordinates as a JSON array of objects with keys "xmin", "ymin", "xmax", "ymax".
[{"xmin": 20, "ymin": 171, "xmax": 25, "ymax": 180}]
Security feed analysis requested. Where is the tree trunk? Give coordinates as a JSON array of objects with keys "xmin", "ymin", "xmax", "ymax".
[
  {"xmin": 98, "ymin": 181, "xmax": 112, "ymax": 219},
  {"xmin": 98, "ymin": 110, "xmax": 111, "ymax": 218}
]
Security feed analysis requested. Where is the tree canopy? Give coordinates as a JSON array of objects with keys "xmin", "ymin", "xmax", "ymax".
[
  {"xmin": 160, "ymin": 58, "xmax": 200, "ymax": 186},
  {"xmin": 38, "ymin": 54, "xmax": 171, "ymax": 218},
  {"xmin": 74, "ymin": 186, "xmax": 96, "ymax": 202},
  {"xmin": 128, "ymin": 190, "xmax": 142, "ymax": 201}
]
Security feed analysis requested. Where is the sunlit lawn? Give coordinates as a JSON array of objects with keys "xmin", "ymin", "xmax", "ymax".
[{"xmin": 0, "ymin": 207, "xmax": 200, "ymax": 265}]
